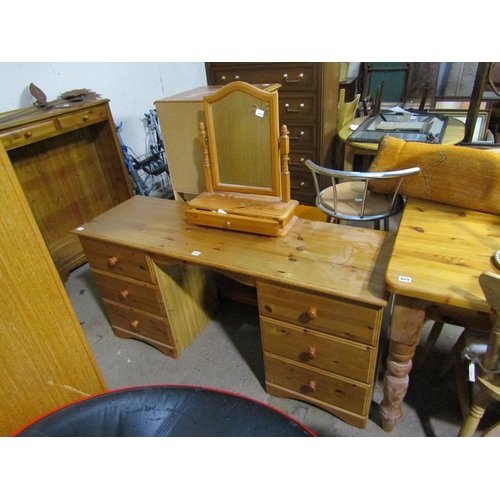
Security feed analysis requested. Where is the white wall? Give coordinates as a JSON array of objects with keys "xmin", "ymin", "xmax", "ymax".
[{"xmin": 0, "ymin": 62, "xmax": 207, "ymax": 156}]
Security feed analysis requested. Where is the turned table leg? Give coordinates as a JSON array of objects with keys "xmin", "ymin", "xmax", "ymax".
[{"xmin": 380, "ymin": 295, "xmax": 427, "ymax": 432}]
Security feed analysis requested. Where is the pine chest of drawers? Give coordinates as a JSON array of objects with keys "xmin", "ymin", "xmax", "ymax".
[
  {"xmin": 78, "ymin": 237, "xmax": 219, "ymax": 358},
  {"xmin": 257, "ymin": 281, "xmax": 383, "ymax": 428},
  {"xmin": 205, "ymin": 63, "xmax": 340, "ymax": 205}
]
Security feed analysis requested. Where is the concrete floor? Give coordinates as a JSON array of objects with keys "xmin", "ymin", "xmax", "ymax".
[{"xmin": 64, "ymin": 261, "xmax": 500, "ymax": 438}]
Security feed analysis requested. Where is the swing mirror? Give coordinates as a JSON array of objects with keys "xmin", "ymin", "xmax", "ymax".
[{"xmin": 203, "ymin": 81, "xmax": 281, "ymax": 196}]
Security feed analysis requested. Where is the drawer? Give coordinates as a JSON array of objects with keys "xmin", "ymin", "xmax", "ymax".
[
  {"xmin": 257, "ymin": 281, "xmax": 382, "ymax": 346},
  {"xmin": 92, "ymin": 269, "xmax": 166, "ymax": 317},
  {"xmin": 288, "ymin": 150, "xmax": 316, "ymax": 171},
  {"xmin": 80, "ymin": 237, "xmax": 156, "ymax": 284},
  {"xmin": 279, "ymin": 94, "xmax": 317, "ymax": 122},
  {"xmin": 261, "ymin": 318, "xmax": 376, "ymax": 383},
  {"xmin": 0, "ymin": 119, "xmax": 58, "ymax": 150},
  {"xmin": 57, "ymin": 105, "xmax": 108, "ymax": 130},
  {"xmin": 286, "ymin": 124, "xmax": 316, "ymax": 149},
  {"xmin": 208, "ymin": 63, "xmax": 318, "ymax": 91},
  {"xmin": 104, "ymin": 300, "xmax": 175, "ymax": 346},
  {"xmin": 290, "ymin": 171, "xmax": 315, "ymax": 199},
  {"xmin": 186, "ymin": 208, "xmax": 282, "ymax": 237},
  {"xmin": 264, "ymin": 352, "xmax": 370, "ymax": 415}
]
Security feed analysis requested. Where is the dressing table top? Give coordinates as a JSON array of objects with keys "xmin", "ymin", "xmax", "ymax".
[{"xmin": 75, "ymin": 196, "xmax": 394, "ymax": 308}]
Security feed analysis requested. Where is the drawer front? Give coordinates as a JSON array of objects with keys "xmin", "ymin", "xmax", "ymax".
[
  {"xmin": 208, "ymin": 63, "xmax": 318, "ymax": 91},
  {"xmin": 92, "ymin": 270, "xmax": 166, "ymax": 317},
  {"xmin": 186, "ymin": 208, "xmax": 280, "ymax": 237},
  {"xmin": 290, "ymin": 170, "xmax": 315, "ymax": 201},
  {"xmin": 257, "ymin": 281, "xmax": 382, "ymax": 346},
  {"xmin": 264, "ymin": 353, "xmax": 370, "ymax": 415},
  {"xmin": 104, "ymin": 300, "xmax": 175, "ymax": 346},
  {"xmin": 80, "ymin": 237, "xmax": 156, "ymax": 284},
  {"xmin": 286, "ymin": 124, "xmax": 316, "ymax": 149},
  {"xmin": 57, "ymin": 105, "xmax": 108, "ymax": 130},
  {"xmin": 0, "ymin": 119, "xmax": 58, "ymax": 149},
  {"xmin": 279, "ymin": 94, "xmax": 317, "ymax": 122},
  {"xmin": 288, "ymin": 150, "xmax": 316, "ymax": 171},
  {"xmin": 261, "ymin": 318, "xmax": 376, "ymax": 383}
]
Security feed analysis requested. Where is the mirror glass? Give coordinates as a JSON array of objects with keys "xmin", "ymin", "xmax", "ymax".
[{"xmin": 204, "ymin": 83, "xmax": 280, "ymax": 196}]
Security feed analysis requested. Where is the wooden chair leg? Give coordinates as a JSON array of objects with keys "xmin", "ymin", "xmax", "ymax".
[{"xmin": 459, "ymin": 385, "xmax": 491, "ymax": 436}]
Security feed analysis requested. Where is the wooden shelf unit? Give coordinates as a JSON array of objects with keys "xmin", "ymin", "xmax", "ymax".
[{"xmin": 0, "ymin": 99, "xmax": 133, "ymax": 281}]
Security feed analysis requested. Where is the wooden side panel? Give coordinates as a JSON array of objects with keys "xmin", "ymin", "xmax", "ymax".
[
  {"xmin": 154, "ymin": 261, "xmax": 219, "ymax": 353},
  {"xmin": 0, "ymin": 142, "xmax": 106, "ymax": 437}
]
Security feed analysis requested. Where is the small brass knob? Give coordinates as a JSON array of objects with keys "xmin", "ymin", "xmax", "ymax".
[
  {"xmin": 119, "ymin": 290, "xmax": 129, "ymax": 301},
  {"xmin": 306, "ymin": 347, "xmax": 316, "ymax": 360},
  {"xmin": 82, "ymin": 115, "xmax": 89, "ymax": 122},
  {"xmin": 24, "ymin": 131, "xmax": 32, "ymax": 139},
  {"xmin": 107, "ymin": 256, "xmax": 118, "ymax": 267},
  {"xmin": 224, "ymin": 221, "xmax": 231, "ymax": 228},
  {"xmin": 306, "ymin": 381, "xmax": 317, "ymax": 393},
  {"xmin": 306, "ymin": 307, "xmax": 318, "ymax": 320},
  {"xmin": 131, "ymin": 320, "xmax": 139, "ymax": 330}
]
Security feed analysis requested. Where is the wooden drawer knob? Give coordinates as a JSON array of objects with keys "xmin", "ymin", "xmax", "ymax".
[
  {"xmin": 131, "ymin": 320, "xmax": 140, "ymax": 330},
  {"xmin": 24, "ymin": 131, "xmax": 33, "ymax": 139},
  {"xmin": 107, "ymin": 256, "xmax": 118, "ymax": 267},
  {"xmin": 306, "ymin": 347, "xmax": 316, "ymax": 359},
  {"xmin": 306, "ymin": 307, "xmax": 318, "ymax": 320},
  {"xmin": 82, "ymin": 115, "xmax": 89, "ymax": 122},
  {"xmin": 119, "ymin": 290, "xmax": 129, "ymax": 301},
  {"xmin": 306, "ymin": 381, "xmax": 317, "ymax": 393}
]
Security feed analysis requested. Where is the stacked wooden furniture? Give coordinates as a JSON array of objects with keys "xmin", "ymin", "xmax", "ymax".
[
  {"xmin": 205, "ymin": 63, "xmax": 339, "ymax": 206},
  {"xmin": 0, "ymin": 99, "xmax": 133, "ymax": 281},
  {"xmin": 74, "ymin": 196, "xmax": 394, "ymax": 428}
]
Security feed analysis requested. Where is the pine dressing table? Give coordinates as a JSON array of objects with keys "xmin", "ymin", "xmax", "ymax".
[{"xmin": 74, "ymin": 195, "xmax": 394, "ymax": 428}]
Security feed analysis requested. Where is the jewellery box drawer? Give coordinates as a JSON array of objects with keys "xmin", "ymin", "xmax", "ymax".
[
  {"xmin": 257, "ymin": 282, "xmax": 382, "ymax": 346},
  {"xmin": 186, "ymin": 208, "xmax": 282, "ymax": 237},
  {"xmin": 263, "ymin": 352, "xmax": 370, "ymax": 415},
  {"xmin": 103, "ymin": 300, "xmax": 174, "ymax": 346},
  {"xmin": 92, "ymin": 270, "xmax": 166, "ymax": 317},
  {"xmin": 260, "ymin": 318, "xmax": 376, "ymax": 383},
  {"xmin": 79, "ymin": 237, "xmax": 156, "ymax": 284}
]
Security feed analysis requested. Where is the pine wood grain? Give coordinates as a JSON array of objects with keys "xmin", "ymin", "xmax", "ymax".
[
  {"xmin": 386, "ymin": 198, "xmax": 500, "ymax": 312},
  {"xmin": 75, "ymin": 196, "xmax": 394, "ymax": 308},
  {"xmin": 0, "ymin": 142, "xmax": 106, "ymax": 437}
]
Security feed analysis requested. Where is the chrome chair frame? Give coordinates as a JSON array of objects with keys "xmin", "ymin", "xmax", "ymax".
[{"xmin": 305, "ymin": 160, "xmax": 420, "ymax": 229}]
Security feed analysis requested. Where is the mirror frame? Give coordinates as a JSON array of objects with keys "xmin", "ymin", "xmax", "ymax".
[{"xmin": 203, "ymin": 81, "xmax": 281, "ymax": 197}]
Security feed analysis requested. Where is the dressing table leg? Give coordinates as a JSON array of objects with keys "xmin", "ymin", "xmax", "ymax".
[{"xmin": 380, "ymin": 295, "xmax": 427, "ymax": 432}]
